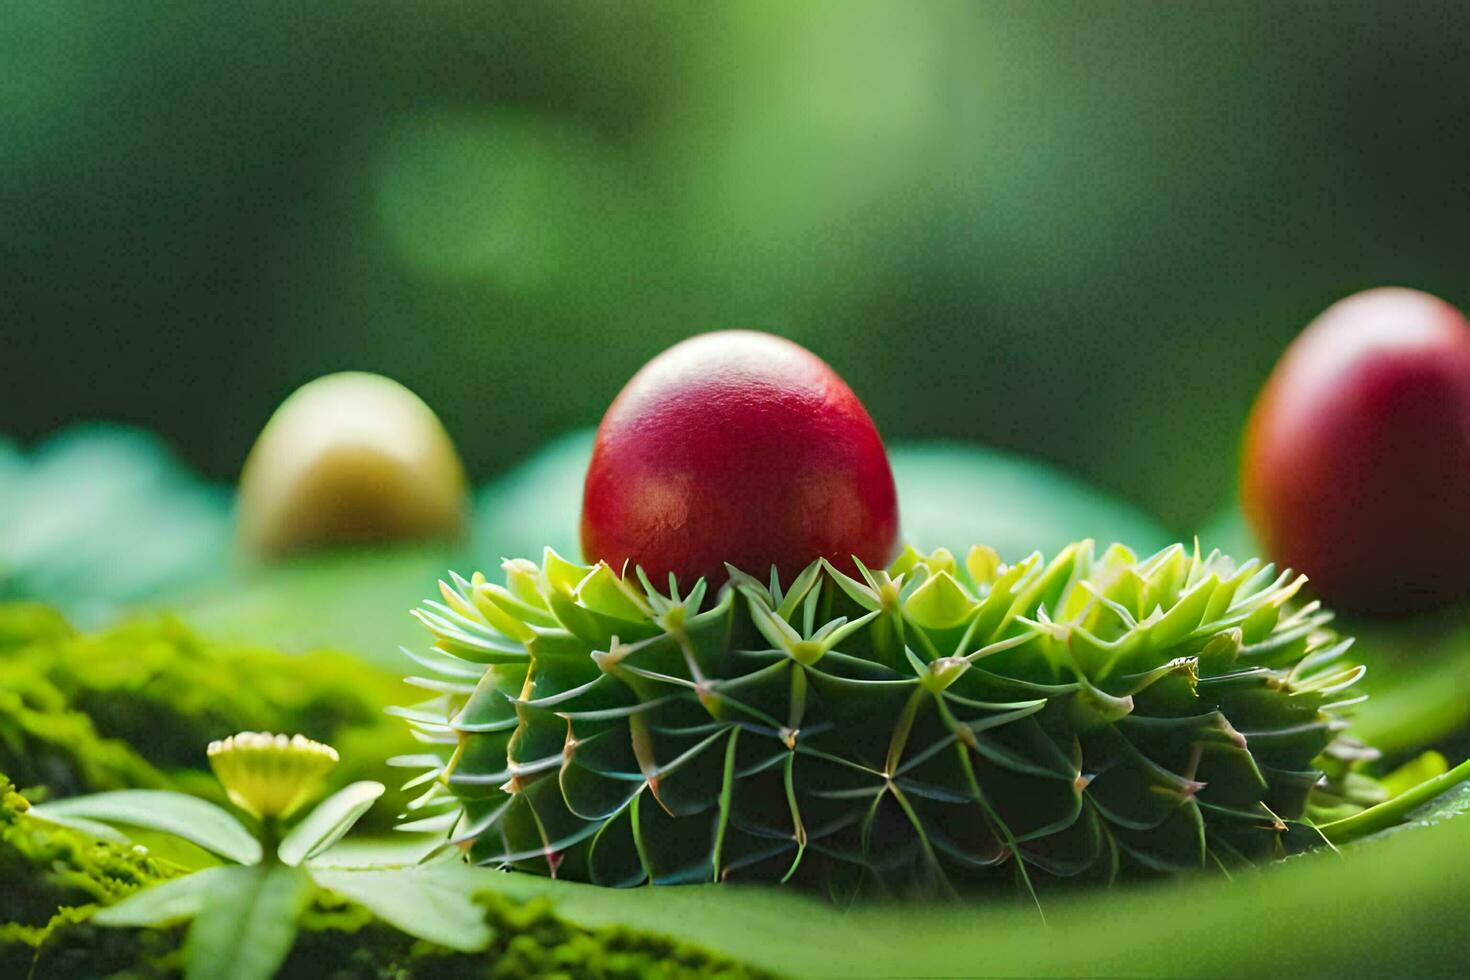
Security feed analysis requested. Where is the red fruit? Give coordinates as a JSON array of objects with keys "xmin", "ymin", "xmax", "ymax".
[
  {"xmin": 1242, "ymin": 287, "xmax": 1470, "ymax": 614},
  {"xmin": 581, "ymin": 331, "xmax": 900, "ymax": 587}
]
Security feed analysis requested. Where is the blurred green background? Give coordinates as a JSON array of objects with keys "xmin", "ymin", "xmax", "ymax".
[{"xmin": 4, "ymin": 1, "xmax": 1469, "ymax": 530}]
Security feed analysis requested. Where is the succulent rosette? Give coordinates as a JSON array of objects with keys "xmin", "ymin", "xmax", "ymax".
[{"xmin": 395, "ymin": 539, "xmax": 1372, "ymax": 895}]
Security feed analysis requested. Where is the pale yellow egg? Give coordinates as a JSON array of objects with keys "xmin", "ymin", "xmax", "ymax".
[{"xmin": 237, "ymin": 372, "xmax": 466, "ymax": 560}]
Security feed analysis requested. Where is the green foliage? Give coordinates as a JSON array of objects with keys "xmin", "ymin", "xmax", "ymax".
[
  {"xmin": 184, "ymin": 866, "xmax": 314, "ymax": 980},
  {"xmin": 32, "ymin": 715, "xmax": 756, "ymax": 977},
  {"xmin": 1320, "ymin": 756, "xmax": 1470, "ymax": 845},
  {"xmin": 277, "ymin": 781, "xmax": 387, "ymax": 866},
  {"xmin": 0, "ymin": 425, "xmax": 461, "ymax": 665},
  {"xmin": 14, "ymin": 749, "xmax": 1468, "ymax": 979},
  {"xmin": 299, "ymin": 868, "xmax": 767, "ymax": 979},
  {"xmin": 0, "ymin": 604, "xmax": 418, "ymax": 828},
  {"xmin": 402, "ymin": 540, "xmax": 1374, "ymax": 894},
  {"xmin": 182, "ymin": 546, "xmax": 460, "ymax": 669},
  {"xmin": 39, "ymin": 791, "xmax": 265, "ymax": 865},
  {"xmin": 0, "ymin": 426, "xmax": 232, "ymax": 620},
  {"xmin": 2, "ymin": 775, "xmax": 762, "ymax": 978},
  {"xmin": 0, "ymin": 772, "xmax": 179, "ymax": 921},
  {"xmin": 1338, "ymin": 611, "xmax": 1470, "ymax": 760},
  {"xmin": 14, "ymin": 886, "xmax": 764, "ymax": 980},
  {"xmin": 468, "ymin": 799, "xmax": 1470, "ymax": 978},
  {"xmin": 312, "ymin": 867, "xmax": 494, "ymax": 953},
  {"xmin": 57, "ymin": 780, "xmax": 393, "ymax": 980}
]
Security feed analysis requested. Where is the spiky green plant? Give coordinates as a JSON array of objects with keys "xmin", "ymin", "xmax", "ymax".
[{"xmin": 396, "ymin": 541, "xmax": 1372, "ymax": 896}]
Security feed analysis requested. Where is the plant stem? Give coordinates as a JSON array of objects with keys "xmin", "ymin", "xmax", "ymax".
[
  {"xmin": 258, "ymin": 816, "xmax": 282, "ymax": 864},
  {"xmin": 1319, "ymin": 755, "xmax": 1470, "ymax": 845}
]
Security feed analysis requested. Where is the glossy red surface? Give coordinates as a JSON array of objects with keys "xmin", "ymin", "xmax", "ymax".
[
  {"xmin": 581, "ymin": 331, "xmax": 899, "ymax": 587},
  {"xmin": 1242, "ymin": 287, "xmax": 1470, "ymax": 613}
]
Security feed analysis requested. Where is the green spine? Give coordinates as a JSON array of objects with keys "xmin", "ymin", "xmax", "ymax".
[{"xmin": 398, "ymin": 541, "xmax": 1370, "ymax": 893}]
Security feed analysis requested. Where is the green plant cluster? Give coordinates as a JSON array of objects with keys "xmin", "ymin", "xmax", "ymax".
[
  {"xmin": 2, "ymin": 773, "xmax": 762, "ymax": 979},
  {"xmin": 0, "ymin": 603, "xmax": 418, "ymax": 827}
]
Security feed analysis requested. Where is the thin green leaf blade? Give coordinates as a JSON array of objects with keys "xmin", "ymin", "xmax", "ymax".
[
  {"xmin": 33, "ymin": 790, "xmax": 261, "ymax": 865},
  {"xmin": 277, "ymin": 781, "xmax": 385, "ymax": 866},
  {"xmin": 1321, "ymin": 756, "xmax": 1470, "ymax": 845},
  {"xmin": 309, "ymin": 865, "xmax": 493, "ymax": 953},
  {"xmin": 183, "ymin": 865, "xmax": 312, "ymax": 980},
  {"xmin": 93, "ymin": 866, "xmax": 239, "ymax": 927},
  {"xmin": 30, "ymin": 811, "xmax": 130, "ymax": 843}
]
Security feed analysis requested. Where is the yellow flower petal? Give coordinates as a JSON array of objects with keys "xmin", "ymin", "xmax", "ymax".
[{"xmin": 207, "ymin": 732, "xmax": 338, "ymax": 820}]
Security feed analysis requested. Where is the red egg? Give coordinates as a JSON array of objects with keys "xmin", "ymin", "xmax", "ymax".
[
  {"xmin": 1242, "ymin": 287, "xmax": 1470, "ymax": 613},
  {"xmin": 580, "ymin": 331, "xmax": 900, "ymax": 588}
]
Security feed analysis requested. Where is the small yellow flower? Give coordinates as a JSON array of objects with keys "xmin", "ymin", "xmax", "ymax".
[{"xmin": 207, "ymin": 732, "xmax": 338, "ymax": 821}]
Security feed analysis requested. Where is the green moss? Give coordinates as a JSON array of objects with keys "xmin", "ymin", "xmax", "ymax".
[
  {"xmin": 0, "ymin": 603, "xmax": 73, "ymax": 651},
  {"xmin": 0, "ymin": 770, "xmax": 182, "ymax": 976},
  {"xmin": 0, "ymin": 604, "xmax": 418, "ymax": 826},
  {"xmin": 280, "ymin": 891, "xmax": 766, "ymax": 980},
  {"xmin": 0, "ymin": 773, "xmax": 179, "ymax": 921}
]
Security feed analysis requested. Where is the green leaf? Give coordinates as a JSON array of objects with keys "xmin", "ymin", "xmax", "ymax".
[
  {"xmin": 33, "ymin": 790, "xmax": 262, "ymax": 865},
  {"xmin": 30, "ymin": 811, "xmax": 131, "ymax": 843},
  {"xmin": 0, "ymin": 425, "xmax": 231, "ymax": 618},
  {"xmin": 468, "ymin": 804, "xmax": 1470, "ymax": 977},
  {"xmin": 1389, "ymin": 780, "xmax": 1470, "ymax": 832},
  {"xmin": 277, "ymin": 781, "xmax": 385, "ymax": 866},
  {"xmin": 182, "ymin": 865, "xmax": 313, "ymax": 980},
  {"xmin": 310, "ymin": 865, "xmax": 494, "ymax": 953},
  {"xmin": 889, "ymin": 442, "xmax": 1173, "ymax": 561},
  {"xmin": 179, "ymin": 546, "xmax": 456, "ymax": 667},
  {"xmin": 93, "ymin": 866, "xmax": 239, "ymax": 927},
  {"xmin": 901, "ymin": 570, "xmax": 976, "ymax": 630},
  {"xmin": 293, "ymin": 834, "xmax": 442, "ymax": 868}
]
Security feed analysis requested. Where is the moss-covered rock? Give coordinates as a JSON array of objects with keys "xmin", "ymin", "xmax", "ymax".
[{"xmin": 0, "ymin": 604, "xmax": 418, "ymax": 827}]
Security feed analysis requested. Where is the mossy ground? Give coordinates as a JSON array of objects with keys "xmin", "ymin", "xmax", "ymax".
[{"xmin": 0, "ymin": 603, "xmax": 418, "ymax": 828}]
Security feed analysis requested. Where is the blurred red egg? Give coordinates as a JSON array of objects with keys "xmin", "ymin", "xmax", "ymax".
[
  {"xmin": 1242, "ymin": 287, "xmax": 1470, "ymax": 613},
  {"xmin": 580, "ymin": 330, "xmax": 900, "ymax": 588}
]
